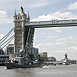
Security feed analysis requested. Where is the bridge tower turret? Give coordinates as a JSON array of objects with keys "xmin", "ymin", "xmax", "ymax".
[
  {"xmin": 27, "ymin": 12, "xmax": 30, "ymax": 22},
  {"xmin": 20, "ymin": 6, "xmax": 25, "ymax": 51}
]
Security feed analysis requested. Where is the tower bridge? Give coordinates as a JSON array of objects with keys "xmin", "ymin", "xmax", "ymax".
[
  {"xmin": 0, "ymin": 6, "xmax": 77, "ymax": 61},
  {"xmin": 13, "ymin": 6, "xmax": 77, "ymax": 56}
]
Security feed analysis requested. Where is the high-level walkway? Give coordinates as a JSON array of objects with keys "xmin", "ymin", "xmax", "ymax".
[{"xmin": 25, "ymin": 19, "xmax": 77, "ymax": 28}]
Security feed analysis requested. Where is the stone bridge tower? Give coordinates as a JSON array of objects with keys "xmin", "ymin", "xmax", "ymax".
[{"xmin": 13, "ymin": 6, "xmax": 34, "ymax": 54}]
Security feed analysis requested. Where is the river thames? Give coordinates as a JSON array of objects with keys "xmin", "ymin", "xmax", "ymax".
[{"xmin": 0, "ymin": 65, "xmax": 77, "ymax": 77}]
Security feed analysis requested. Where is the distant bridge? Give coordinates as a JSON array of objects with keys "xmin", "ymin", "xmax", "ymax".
[{"xmin": 25, "ymin": 19, "xmax": 77, "ymax": 28}]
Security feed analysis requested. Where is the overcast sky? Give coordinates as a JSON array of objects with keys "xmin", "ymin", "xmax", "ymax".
[{"xmin": 0, "ymin": 0, "xmax": 77, "ymax": 60}]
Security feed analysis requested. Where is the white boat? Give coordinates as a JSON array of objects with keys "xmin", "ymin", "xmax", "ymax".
[{"xmin": 42, "ymin": 65, "xmax": 52, "ymax": 68}]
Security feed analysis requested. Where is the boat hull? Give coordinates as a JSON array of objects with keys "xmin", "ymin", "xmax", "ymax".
[{"xmin": 5, "ymin": 63, "xmax": 42, "ymax": 69}]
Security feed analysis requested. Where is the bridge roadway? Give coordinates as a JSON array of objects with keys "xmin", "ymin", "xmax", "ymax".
[{"xmin": 25, "ymin": 19, "xmax": 77, "ymax": 28}]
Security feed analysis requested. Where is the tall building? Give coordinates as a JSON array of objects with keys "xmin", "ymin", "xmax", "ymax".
[
  {"xmin": 14, "ymin": 6, "xmax": 34, "ymax": 54},
  {"xmin": 6, "ymin": 44, "xmax": 14, "ymax": 55},
  {"xmin": 39, "ymin": 52, "xmax": 48, "ymax": 61},
  {"xmin": 40, "ymin": 52, "xmax": 47, "ymax": 58},
  {"xmin": 0, "ymin": 48, "xmax": 5, "ymax": 55},
  {"xmin": 32, "ymin": 47, "xmax": 39, "ymax": 61}
]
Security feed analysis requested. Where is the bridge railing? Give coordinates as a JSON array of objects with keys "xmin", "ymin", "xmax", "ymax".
[{"xmin": 25, "ymin": 19, "xmax": 77, "ymax": 25}]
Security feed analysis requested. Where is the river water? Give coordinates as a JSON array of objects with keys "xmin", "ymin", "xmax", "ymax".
[{"xmin": 0, "ymin": 65, "xmax": 77, "ymax": 77}]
